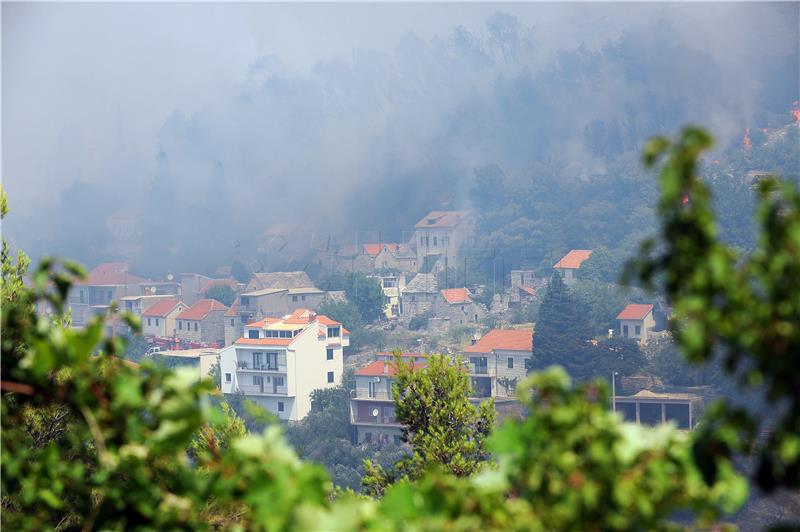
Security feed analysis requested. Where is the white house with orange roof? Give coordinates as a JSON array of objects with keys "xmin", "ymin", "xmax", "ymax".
[
  {"xmin": 616, "ymin": 304, "xmax": 656, "ymax": 343},
  {"xmin": 553, "ymin": 249, "xmax": 593, "ymax": 285},
  {"xmin": 218, "ymin": 309, "xmax": 349, "ymax": 420},
  {"xmin": 413, "ymin": 210, "xmax": 475, "ymax": 272},
  {"xmin": 464, "ymin": 328, "xmax": 533, "ymax": 398},
  {"xmin": 350, "ymin": 353, "xmax": 428, "ymax": 445},
  {"xmin": 175, "ymin": 299, "xmax": 229, "ymax": 346},
  {"xmin": 141, "ymin": 298, "xmax": 188, "ymax": 338}
]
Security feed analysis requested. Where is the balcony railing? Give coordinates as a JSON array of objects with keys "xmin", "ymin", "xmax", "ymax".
[
  {"xmin": 236, "ymin": 384, "xmax": 288, "ymax": 396},
  {"xmin": 349, "ymin": 402, "xmax": 401, "ymax": 426},
  {"xmin": 236, "ymin": 361, "xmax": 287, "ymax": 372},
  {"xmin": 351, "ymin": 389, "xmax": 393, "ymax": 401},
  {"xmin": 468, "ymin": 364, "xmax": 495, "ymax": 376}
]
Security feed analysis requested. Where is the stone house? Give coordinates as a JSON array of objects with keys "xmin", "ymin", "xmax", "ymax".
[
  {"xmin": 400, "ymin": 273, "xmax": 438, "ymax": 318},
  {"xmin": 175, "ymin": 299, "xmax": 229, "ymax": 346},
  {"xmin": 433, "ymin": 288, "xmax": 486, "ymax": 326},
  {"xmin": 463, "ymin": 328, "xmax": 533, "ymax": 398}
]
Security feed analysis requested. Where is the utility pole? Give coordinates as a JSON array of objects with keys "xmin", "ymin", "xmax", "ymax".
[{"xmin": 612, "ymin": 371, "xmax": 619, "ymax": 413}]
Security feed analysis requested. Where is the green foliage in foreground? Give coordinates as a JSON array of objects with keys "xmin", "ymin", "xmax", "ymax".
[
  {"xmin": 363, "ymin": 355, "xmax": 495, "ymax": 496},
  {"xmin": 1, "ymin": 261, "xmax": 744, "ymax": 529},
  {"xmin": 627, "ymin": 127, "xmax": 800, "ymax": 492}
]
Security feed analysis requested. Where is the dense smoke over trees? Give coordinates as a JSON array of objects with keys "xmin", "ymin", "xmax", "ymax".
[{"xmin": 4, "ymin": 4, "xmax": 798, "ymax": 276}]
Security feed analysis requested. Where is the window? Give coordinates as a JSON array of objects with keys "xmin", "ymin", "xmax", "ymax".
[
  {"xmin": 231, "ymin": 319, "xmax": 235, "ymax": 326},
  {"xmin": 364, "ymin": 432, "xmax": 372, "ymax": 443},
  {"xmin": 194, "ymin": 322, "xmax": 198, "ymax": 332},
  {"xmin": 393, "ymin": 435, "xmax": 402, "ymax": 445},
  {"xmin": 623, "ymin": 325, "xmax": 629, "ymax": 336},
  {"xmin": 240, "ymin": 296, "xmax": 249, "ymax": 307},
  {"xmin": 327, "ymin": 371, "xmax": 334, "ymax": 383},
  {"xmin": 225, "ymin": 373, "xmax": 231, "ymax": 383},
  {"xmin": 248, "ymin": 330, "xmax": 259, "ymax": 339},
  {"xmin": 292, "ymin": 295, "xmax": 298, "ymax": 302},
  {"xmin": 508, "ymin": 357, "xmax": 514, "ymax": 369},
  {"xmin": 155, "ymin": 318, "xmax": 159, "ymax": 326},
  {"xmin": 266, "ymin": 352, "xmax": 279, "ymax": 370},
  {"xmin": 278, "ymin": 402, "xmax": 284, "ymax": 412},
  {"xmin": 179, "ymin": 321, "xmax": 183, "ymax": 330},
  {"xmin": 253, "ymin": 375, "xmax": 263, "ymax": 385},
  {"xmin": 368, "ymin": 381, "xmax": 376, "ymax": 398},
  {"xmin": 147, "ymin": 318, "xmax": 152, "ymax": 326},
  {"xmin": 79, "ymin": 290, "xmax": 85, "ymax": 303},
  {"xmin": 326, "ymin": 348, "xmax": 334, "ymax": 360},
  {"xmin": 274, "ymin": 376, "xmax": 284, "ymax": 386},
  {"xmin": 253, "ymin": 352, "xmax": 264, "ymax": 368},
  {"xmin": 301, "ymin": 295, "xmax": 306, "ymax": 301},
  {"xmin": 327, "ymin": 327, "xmax": 340, "ymax": 338},
  {"xmin": 433, "ymin": 236, "xmax": 438, "ymax": 246},
  {"xmin": 383, "ymin": 406, "xmax": 395, "ymax": 422},
  {"xmin": 635, "ymin": 325, "xmax": 641, "ymax": 335}
]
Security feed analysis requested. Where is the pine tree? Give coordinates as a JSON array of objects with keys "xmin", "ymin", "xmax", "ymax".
[{"xmin": 532, "ymin": 273, "xmax": 595, "ymax": 378}]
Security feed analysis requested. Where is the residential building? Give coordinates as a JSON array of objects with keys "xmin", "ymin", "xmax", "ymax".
[
  {"xmin": 509, "ymin": 270, "xmax": 540, "ymax": 304},
  {"xmin": 617, "ymin": 304, "xmax": 656, "ymax": 343},
  {"xmin": 350, "ymin": 353, "xmax": 427, "ymax": 445},
  {"xmin": 145, "ymin": 348, "xmax": 220, "ymax": 382},
  {"xmin": 141, "ymin": 298, "xmax": 187, "ymax": 337},
  {"xmin": 68, "ymin": 262, "xmax": 148, "ymax": 327},
  {"xmin": 371, "ymin": 273, "xmax": 406, "ymax": 319},
  {"xmin": 553, "ymin": 249, "xmax": 593, "ymax": 285},
  {"xmin": 223, "ymin": 302, "xmax": 241, "ymax": 347},
  {"xmin": 400, "ymin": 273, "xmax": 438, "ymax": 318},
  {"xmin": 229, "ymin": 286, "xmax": 326, "ymax": 344},
  {"xmin": 180, "ymin": 273, "xmax": 241, "ymax": 306},
  {"xmin": 175, "ymin": 299, "xmax": 229, "ymax": 346},
  {"xmin": 219, "ymin": 309, "xmax": 349, "ymax": 420},
  {"xmin": 433, "ymin": 288, "xmax": 485, "ymax": 326},
  {"xmin": 119, "ymin": 294, "xmax": 177, "ymax": 316},
  {"xmin": 413, "ymin": 210, "xmax": 475, "ymax": 273},
  {"xmin": 370, "ymin": 243, "xmax": 418, "ymax": 273},
  {"xmin": 463, "ymin": 328, "xmax": 533, "ymax": 398}
]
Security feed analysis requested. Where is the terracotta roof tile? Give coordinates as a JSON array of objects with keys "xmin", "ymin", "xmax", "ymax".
[
  {"xmin": 465, "ymin": 329, "xmax": 533, "ymax": 353},
  {"xmin": 234, "ymin": 338, "xmax": 293, "ymax": 346},
  {"xmin": 363, "ymin": 243, "xmax": 400, "ymax": 257},
  {"xmin": 553, "ymin": 250, "xmax": 593, "ymax": 270},
  {"xmin": 177, "ymin": 299, "xmax": 229, "ymax": 320},
  {"xmin": 141, "ymin": 298, "xmax": 183, "ymax": 317},
  {"xmin": 616, "ymin": 304, "xmax": 654, "ymax": 321},
  {"xmin": 440, "ymin": 287, "xmax": 471, "ymax": 304},
  {"xmin": 225, "ymin": 302, "xmax": 239, "ymax": 317},
  {"xmin": 80, "ymin": 262, "xmax": 148, "ymax": 286}
]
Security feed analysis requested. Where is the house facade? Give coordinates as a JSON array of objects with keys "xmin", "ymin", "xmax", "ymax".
[
  {"xmin": 463, "ymin": 328, "xmax": 533, "ymax": 398},
  {"xmin": 68, "ymin": 262, "xmax": 148, "ymax": 327},
  {"xmin": 400, "ymin": 273, "xmax": 438, "ymax": 318},
  {"xmin": 141, "ymin": 298, "xmax": 187, "ymax": 338},
  {"xmin": 616, "ymin": 304, "xmax": 656, "ymax": 343},
  {"xmin": 413, "ymin": 211, "xmax": 474, "ymax": 273},
  {"xmin": 553, "ymin": 250, "xmax": 593, "ymax": 285},
  {"xmin": 175, "ymin": 299, "xmax": 229, "ymax": 346},
  {"xmin": 433, "ymin": 288, "xmax": 486, "ymax": 326},
  {"xmin": 370, "ymin": 273, "xmax": 406, "ymax": 319},
  {"xmin": 219, "ymin": 309, "xmax": 348, "ymax": 421},
  {"xmin": 350, "ymin": 353, "xmax": 427, "ymax": 445}
]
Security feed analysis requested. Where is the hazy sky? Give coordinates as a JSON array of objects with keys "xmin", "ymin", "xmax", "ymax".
[{"xmin": 2, "ymin": 2, "xmax": 797, "ymax": 273}]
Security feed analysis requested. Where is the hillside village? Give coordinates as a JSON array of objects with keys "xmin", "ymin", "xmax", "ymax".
[{"xmin": 54, "ymin": 207, "xmax": 704, "ymax": 437}]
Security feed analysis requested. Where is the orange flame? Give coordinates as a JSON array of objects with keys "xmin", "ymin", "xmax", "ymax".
[{"xmin": 742, "ymin": 128, "xmax": 752, "ymax": 150}]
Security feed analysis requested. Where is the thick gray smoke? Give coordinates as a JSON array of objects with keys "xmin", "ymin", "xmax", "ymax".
[{"xmin": 3, "ymin": 3, "xmax": 798, "ymax": 277}]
